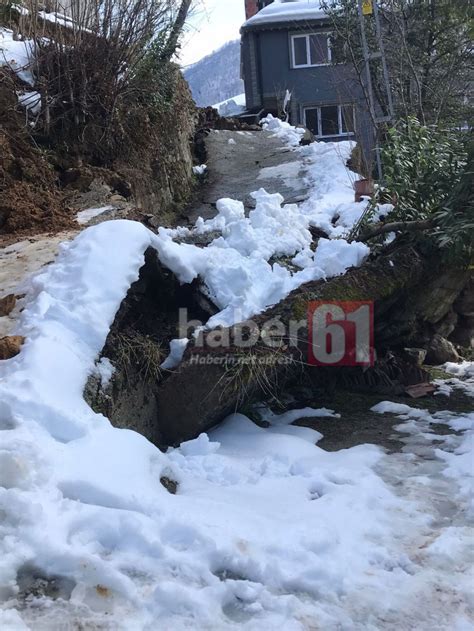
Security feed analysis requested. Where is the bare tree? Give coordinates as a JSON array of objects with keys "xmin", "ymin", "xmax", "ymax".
[{"xmin": 16, "ymin": 0, "xmax": 194, "ymax": 162}]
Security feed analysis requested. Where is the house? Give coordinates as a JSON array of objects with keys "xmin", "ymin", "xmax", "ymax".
[{"xmin": 240, "ymin": 0, "xmax": 375, "ymax": 160}]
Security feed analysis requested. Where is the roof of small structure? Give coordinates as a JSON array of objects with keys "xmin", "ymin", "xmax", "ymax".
[{"xmin": 242, "ymin": 1, "xmax": 328, "ymax": 30}]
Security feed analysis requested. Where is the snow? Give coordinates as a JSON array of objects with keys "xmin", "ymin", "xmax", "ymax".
[
  {"xmin": 372, "ymin": 400, "xmax": 474, "ymax": 518},
  {"xmin": 1, "ymin": 112, "xmax": 472, "ymax": 628},
  {"xmin": 0, "ymin": 28, "xmax": 35, "ymax": 86},
  {"xmin": 76, "ymin": 205, "xmax": 114, "ymax": 225},
  {"xmin": 160, "ymin": 338, "xmax": 189, "ymax": 370},
  {"xmin": 17, "ymin": 90, "xmax": 41, "ymax": 115},
  {"xmin": 213, "ymin": 93, "xmax": 246, "ymax": 117},
  {"xmin": 93, "ymin": 357, "xmax": 115, "ymax": 388},
  {"xmin": 433, "ymin": 362, "xmax": 474, "ymax": 398},
  {"xmin": 244, "ymin": 0, "xmax": 327, "ymax": 28},
  {"xmin": 262, "ymin": 113, "xmax": 305, "ymax": 146}
]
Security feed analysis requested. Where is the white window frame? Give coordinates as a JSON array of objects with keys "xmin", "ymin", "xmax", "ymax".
[
  {"xmin": 290, "ymin": 32, "xmax": 332, "ymax": 69},
  {"xmin": 303, "ymin": 104, "xmax": 356, "ymax": 139}
]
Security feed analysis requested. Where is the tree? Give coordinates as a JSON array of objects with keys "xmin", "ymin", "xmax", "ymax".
[{"xmin": 322, "ymin": 0, "xmax": 473, "ymax": 126}]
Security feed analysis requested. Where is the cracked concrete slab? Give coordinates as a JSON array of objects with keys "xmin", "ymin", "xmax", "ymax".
[{"xmin": 186, "ymin": 129, "xmax": 310, "ymax": 223}]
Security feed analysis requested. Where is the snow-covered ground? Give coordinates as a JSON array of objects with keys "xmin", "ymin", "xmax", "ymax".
[{"xmin": 0, "ymin": 116, "xmax": 472, "ymax": 629}]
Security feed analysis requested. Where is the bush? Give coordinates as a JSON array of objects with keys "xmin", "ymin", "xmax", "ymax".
[
  {"xmin": 17, "ymin": 1, "xmax": 190, "ymax": 165},
  {"xmin": 381, "ymin": 118, "xmax": 467, "ymax": 221},
  {"xmin": 380, "ymin": 119, "xmax": 472, "ymax": 262}
]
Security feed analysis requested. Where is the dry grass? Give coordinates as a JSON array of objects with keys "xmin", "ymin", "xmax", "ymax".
[{"xmin": 114, "ymin": 331, "xmax": 163, "ymax": 383}]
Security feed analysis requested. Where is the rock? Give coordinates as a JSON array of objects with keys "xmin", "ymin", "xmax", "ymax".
[
  {"xmin": 414, "ymin": 269, "xmax": 472, "ymax": 325},
  {"xmin": 453, "ymin": 278, "xmax": 474, "ymax": 316},
  {"xmin": 425, "ymin": 334, "xmax": 459, "ymax": 365},
  {"xmin": 435, "ymin": 309, "xmax": 458, "ymax": 338},
  {"xmin": 0, "ymin": 336, "xmax": 25, "ymax": 360},
  {"xmin": 109, "ymin": 194, "xmax": 126, "ymax": 203},
  {"xmin": 449, "ymin": 315, "xmax": 474, "ymax": 349},
  {"xmin": 402, "ymin": 347, "xmax": 427, "ymax": 366},
  {"xmin": 298, "ymin": 127, "xmax": 314, "ymax": 146},
  {"xmin": 0, "ymin": 294, "xmax": 16, "ymax": 317}
]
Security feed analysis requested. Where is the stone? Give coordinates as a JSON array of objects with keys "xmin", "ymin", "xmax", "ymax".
[
  {"xmin": 109, "ymin": 194, "xmax": 126, "ymax": 203},
  {"xmin": 402, "ymin": 347, "xmax": 427, "ymax": 366},
  {"xmin": 435, "ymin": 309, "xmax": 458, "ymax": 338},
  {"xmin": 0, "ymin": 294, "xmax": 16, "ymax": 317},
  {"xmin": 454, "ymin": 279, "xmax": 474, "ymax": 316},
  {"xmin": 0, "ymin": 336, "xmax": 25, "ymax": 360},
  {"xmin": 425, "ymin": 334, "xmax": 459, "ymax": 365},
  {"xmin": 298, "ymin": 128, "xmax": 315, "ymax": 146},
  {"xmin": 449, "ymin": 315, "xmax": 474, "ymax": 349}
]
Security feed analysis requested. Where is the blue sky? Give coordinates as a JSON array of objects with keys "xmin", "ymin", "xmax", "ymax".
[{"xmin": 180, "ymin": 0, "xmax": 246, "ymax": 67}]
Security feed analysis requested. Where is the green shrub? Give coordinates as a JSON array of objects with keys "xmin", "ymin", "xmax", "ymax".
[{"xmin": 381, "ymin": 117, "xmax": 467, "ymax": 222}]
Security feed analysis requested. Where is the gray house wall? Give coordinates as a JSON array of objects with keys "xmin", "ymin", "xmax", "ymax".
[{"xmin": 241, "ymin": 22, "xmax": 375, "ymax": 162}]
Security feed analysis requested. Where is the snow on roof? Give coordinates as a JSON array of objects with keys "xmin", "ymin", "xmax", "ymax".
[{"xmin": 243, "ymin": 0, "xmax": 327, "ymax": 29}]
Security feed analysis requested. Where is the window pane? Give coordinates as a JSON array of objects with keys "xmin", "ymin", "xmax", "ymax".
[
  {"xmin": 304, "ymin": 108, "xmax": 319, "ymax": 135},
  {"xmin": 320, "ymin": 105, "xmax": 339, "ymax": 136},
  {"xmin": 309, "ymin": 34, "xmax": 329, "ymax": 65},
  {"xmin": 341, "ymin": 105, "xmax": 355, "ymax": 133},
  {"xmin": 293, "ymin": 37, "xmax": 308, "ymax": 66}
]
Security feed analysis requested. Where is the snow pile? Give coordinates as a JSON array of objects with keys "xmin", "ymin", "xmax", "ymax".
[
  {"xmin": 260, "ymin": 116, "xmax": 393, "ymax": 238},
  {"xmin": 244, "ymin": 0, "xmax": 326, "ymax": 28},
  {"xmin": 262, "ymin": 113, "xmax": 305, "ymax": 147},
  {"xmin": 186, "ymin": 189, "xmax": 369, "ymax": 327},
  {"xmin": 213, "ymin": 93, "xmax": 246, "ymax": 117}
]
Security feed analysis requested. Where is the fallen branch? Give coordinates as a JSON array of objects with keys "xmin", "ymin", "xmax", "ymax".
[{"xmin": 357, "ymin": 219, "xmax": 434, "ymax": 242}]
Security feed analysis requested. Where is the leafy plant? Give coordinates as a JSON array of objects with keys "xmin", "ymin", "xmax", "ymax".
[
  {"xmin": 381, "ymin": 118, "xmax": 467, "ymax": 221},
  {"xmin": 431, "ymin": 141, "xmax": 474, "ymax": 261}
]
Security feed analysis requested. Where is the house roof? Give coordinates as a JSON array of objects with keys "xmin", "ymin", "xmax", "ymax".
[{"xmin": 242, "ymin": 1, "xmax": 328, "ymax": 30}]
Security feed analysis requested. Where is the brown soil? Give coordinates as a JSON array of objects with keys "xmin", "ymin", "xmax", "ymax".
[{"xmin": 0, "ymin": 73, "xmax": 75, "ymax": 242}]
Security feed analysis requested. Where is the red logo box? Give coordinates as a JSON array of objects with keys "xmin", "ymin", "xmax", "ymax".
[{"xmin": 308, "ymin": 301, "xmax": 374, "ymax": 367}]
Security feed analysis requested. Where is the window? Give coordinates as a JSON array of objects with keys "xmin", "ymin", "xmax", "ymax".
[
  {"xmin": 304, "ymin": 104, "xmax": 355, "ymax": 138},
  {"xmin": 291, "ymin": 33, "xmax": 331, "ymax": 68}
]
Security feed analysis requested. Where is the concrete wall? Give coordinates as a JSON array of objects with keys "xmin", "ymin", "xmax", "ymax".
[{"xmin": 242, "ymin": 24, "xmax": 375, "ymax": 161}]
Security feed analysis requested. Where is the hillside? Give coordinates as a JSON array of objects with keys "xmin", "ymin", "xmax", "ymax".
[{"xmin": 183, "ymin": 39, "xmax": 244, "ymax": 107}]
